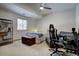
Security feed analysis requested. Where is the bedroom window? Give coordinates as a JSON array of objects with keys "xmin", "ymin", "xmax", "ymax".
[{"xmin": 17, "ymin": 19, "xmax": 27, "ymax": 30}]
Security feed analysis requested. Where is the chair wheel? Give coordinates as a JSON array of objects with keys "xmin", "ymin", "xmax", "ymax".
[
  {"xmin": 50, "ymin": 54, "xmax": 52, "ymax": 56},
  {"xmin": 49, "ymin": 49, "xmax": 52, "ymax": 51}
]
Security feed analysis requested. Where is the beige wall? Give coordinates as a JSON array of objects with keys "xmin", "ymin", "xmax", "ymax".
[
  {"xmin": 75, "ymin": 4, "xmax": 79, "ymax": 33},
  {"xmin": 35, "ymin": 9, "xmax": 75, "ymax": 34},
  {"xmin": 0, "ymin": 8, "xmax": 36, "ymax": 40},
  {"xmin": 0, "ymin": 7, "xmax": 76, "ymax": 39}
]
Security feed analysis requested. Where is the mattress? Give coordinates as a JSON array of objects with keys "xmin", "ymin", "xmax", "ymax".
[{"xmin": 24, "ymin": 32, "xmax": 45, "ymax": 44}]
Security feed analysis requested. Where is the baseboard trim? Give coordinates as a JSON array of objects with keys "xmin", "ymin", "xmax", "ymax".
[{"xmin": 13, "ymin": 39, "xmax": 21, "ymax": 42}]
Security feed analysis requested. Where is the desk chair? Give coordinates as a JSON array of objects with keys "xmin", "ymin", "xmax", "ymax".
[
  {"xmin": 48, "ymin": 24, "xmax": 64, "ymax": 56},
  {"xmin": 63, "ymin": 38, "xmax": 78, "ymax": 55},
  {"xmin": 63, "ymin": 28, "xmax": 79, "ymax": 55},
  {"xmin": 50, "ymin": 39, "xmax": 65, "ymax": 56}
]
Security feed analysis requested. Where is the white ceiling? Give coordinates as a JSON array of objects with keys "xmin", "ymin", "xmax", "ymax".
[
  {"xmin": 25, "ymin": 3, "xmax": 77, "ymax": 16},
  {"xmin": 0, "ymin": 3, "xmax": 78, "ymax": 18},
  {"xmin": 0, "ymin": 3, "xmax": 39, "ymax": 18},
  {"xmin": 45, "ymin": 3, "xmax": 77, "ymax": 12}
]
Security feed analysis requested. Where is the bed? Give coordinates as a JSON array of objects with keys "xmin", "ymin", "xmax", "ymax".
[{"xmin": 23, "ymin": 32, "xmax": 45, "ymax": 44}]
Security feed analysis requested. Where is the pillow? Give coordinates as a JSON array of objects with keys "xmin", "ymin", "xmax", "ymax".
[{"xmin": 26, "ymin": 32, "xmax": 43, "ymax": 38}]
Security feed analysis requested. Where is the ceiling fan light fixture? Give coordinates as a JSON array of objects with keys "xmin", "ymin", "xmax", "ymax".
[{"xmin": 40, "ymin": 6, "xmax": 44, "ymax": 10}]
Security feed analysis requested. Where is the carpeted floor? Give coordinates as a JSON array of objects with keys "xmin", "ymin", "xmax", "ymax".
[
  {"xmin": 0, "ymin": 40, "xmax": 51, "ymax": 56},
  {"xmin": 0, "ymin": 40, "xmax": 77, "ymax": 56}
]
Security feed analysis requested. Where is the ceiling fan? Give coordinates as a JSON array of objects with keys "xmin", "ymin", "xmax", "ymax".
[{"xmin": 40, "ymin": 3, "xmax": 52, "ymax": 10}]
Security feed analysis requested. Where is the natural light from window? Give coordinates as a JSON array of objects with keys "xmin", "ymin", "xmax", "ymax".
[{"xmin": 17, "ymin": 19, "xmax": 27, "ymax": 30}]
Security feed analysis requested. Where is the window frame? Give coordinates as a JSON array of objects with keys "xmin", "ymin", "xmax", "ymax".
[{"xmin": 17, "ymin": 18, "xmax": 27, "ymax": 30}]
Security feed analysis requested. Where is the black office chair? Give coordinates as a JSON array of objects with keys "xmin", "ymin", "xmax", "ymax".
[
  {"xmin": 49, "ymin": 24, "xmax": 58, "ymax": 48},
  {"xmin": 49, "ymin": 24, "xmax": 64, "ymax": 56},
  {"xmin": 63, "ymin": 28, "xmax": 79, "ymax": 55},
  {"xmin": 50, "ymin": 40, "xmax": 65, "ymax": 56},
  {"xmin": 63, "ymin": 38, "xmax": 78, "ymax": 55}
]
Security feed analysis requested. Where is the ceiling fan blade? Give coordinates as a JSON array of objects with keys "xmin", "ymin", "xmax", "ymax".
[{"xmin": 44, "ymin": 7, "xmax": 52, "ymax": 10}]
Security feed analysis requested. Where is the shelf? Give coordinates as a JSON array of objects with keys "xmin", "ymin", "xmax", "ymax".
[
  {"xmin": 0, "ymin": 39, "xmax": 13, "ymax": 43},
  {"xmin": 0, "ymin": 18, "xmax": 13, "ymax": 45}
]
